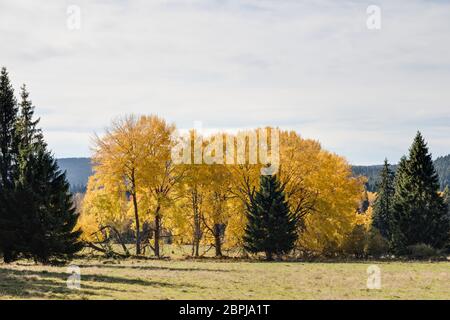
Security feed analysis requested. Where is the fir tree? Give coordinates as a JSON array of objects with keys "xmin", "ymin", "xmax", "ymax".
[
  {"xmin": 243, "ymin": 174, "xmax": 298, "ymax": 260},
  {"xmin": 1, "ymin": 69, "xmax": 82, "ymax": 263},
  {"xmin": 15, "ymin": 85, "xmax": 82, "ymax": 263},
  {"xmin": 19, "ymin": 147, "xmax": 83, "ymax": 263},
  {"xmin": 392, "ymin": 132, "xmax": 450, "ymax": 253},
  {"xmin": 390, "ymin": 156, "xmax": 408, "ymax": 252},
  {"xmin": 0, "ymin": 67, "xmax": 19, "ymax": 262},
  {"xmin": 15, "ymin": 84, "xmax": 43, "ymax": 181},
  {"xmin": 0, "ymin": 67, "xmax": 18, "ymax": 188},
  {"xmin": 372, "ymin": 159, "xmax": 395, "ymax": 240}
]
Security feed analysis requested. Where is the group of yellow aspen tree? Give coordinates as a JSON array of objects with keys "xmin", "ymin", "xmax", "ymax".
[{"xmin": 78, "ymin": 114, "xmax": 369, "ymax": 258}]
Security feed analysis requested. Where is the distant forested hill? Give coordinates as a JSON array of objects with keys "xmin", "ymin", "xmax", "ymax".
[
  {"xmin": 56, "ymin": 158, "xmax": 92, "ymax": 193},
  {"xmin": 352, "ymin": 164, "xmax": 397, "ymax": 192},
  {"xmin": 56, "ymin": 155, "xmax": 450, "ymax": 193},
  {"xmin": 352, "ymin": 154, "xmax": 450, "ymax": 192},
  {"xmin": 434, "ymin": 154, "xmax": 450, "ymax": 190}
]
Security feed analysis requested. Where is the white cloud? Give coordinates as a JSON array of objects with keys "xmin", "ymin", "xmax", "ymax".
[{"xmin": 1, "ymin": 0, "xmax": 449, "ymax": 164}]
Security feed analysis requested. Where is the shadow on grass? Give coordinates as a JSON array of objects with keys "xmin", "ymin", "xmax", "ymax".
[
  {"xmin": 81, "ymin": 264, "xmax": 232, "ymax": 273},
  {"xmin": 0, "ymin": 266, "xmax": 197, "ymax": 299}
]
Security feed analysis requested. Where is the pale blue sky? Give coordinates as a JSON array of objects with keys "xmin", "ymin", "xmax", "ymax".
[{"xmin": 1, "ymin": 0, "xmax": 449, "ymax": 165}]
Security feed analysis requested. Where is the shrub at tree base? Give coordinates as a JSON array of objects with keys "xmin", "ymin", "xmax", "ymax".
[
  {"xmin": 367, "ymin": 229, "xmax": 390, "ymax": 258},
  {"xmin": 407, "ymin": 243, "xmax": 442, "ymax": 260},
  {"xmin": 342, "ymin": 225, "xmax": 368, "ymax": 259}
]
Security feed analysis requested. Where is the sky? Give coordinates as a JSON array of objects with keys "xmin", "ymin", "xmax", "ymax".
[{"xmin": 1, "ymin": 0, "xmax": 449, "ymax": 165}]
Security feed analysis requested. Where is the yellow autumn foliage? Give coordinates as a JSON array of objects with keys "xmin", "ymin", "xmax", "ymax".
[{"xmin": 80, "ymin": 116, "xmax": 365, "ymax": 257}]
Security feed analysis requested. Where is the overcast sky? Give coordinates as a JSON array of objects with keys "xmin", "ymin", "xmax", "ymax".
[{"xmin": 1, "ymin": 0, "xmax": 449, "ymax": 165}]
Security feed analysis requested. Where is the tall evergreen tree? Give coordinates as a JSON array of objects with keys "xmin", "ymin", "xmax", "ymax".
[
  {"xmin": 15, "ymin": 84, "xmax": 43, "ymax": 181},
  {"xmin": 19, "ymin": 147, "xmax": 83, "ymax": 263},
  {"xmin": 243, "ymin": 174, "xmax": 298, "ymax": 260},
  {"xmin": 391, "ymin": 132, "xmax": 450, "ymax": 253},
  {"xmin": 0, "ymin": 68, "xmax": 82, "ymax": 263},
  {"xmin": 0, "ymin": 67, "xmax": 18, "ymax": 188},
  {"xmin": 372, "ymin": 159, "xmax": 395, "ymax": 240},
  {"xmin": 15, "ymin": 85, "xmax": 82, "ymax": 263},
  {"xmin": 0, "ymin": 67, "xmax": 19, "ymax": 262}
]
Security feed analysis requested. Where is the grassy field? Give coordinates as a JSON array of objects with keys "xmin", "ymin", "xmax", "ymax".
[{"xmin": 0, "ymin": 257, "xmax": 449, "ymax": 300}]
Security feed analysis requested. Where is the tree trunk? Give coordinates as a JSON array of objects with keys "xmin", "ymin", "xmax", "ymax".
[
  {"xmin": 194, "ymin": 235, "xmax": 200, "ymax": 257},
  {"xmin": 214, "ymin": 224, "xmax": 222, "ymax": 257},
  {"xmin": 193, "ymin": 210, "xmax": 201, "ymax": 257},
  {"xmin": 154, "ymin": 207, "xmax": 161, "ymax": 258},
  {"xmin": 131, "ymin": 191, "xmax": 140, "ymax": 255},
  {"xmin": 265, "ymin": 251, "xmax": 273, "ymax": 261}
]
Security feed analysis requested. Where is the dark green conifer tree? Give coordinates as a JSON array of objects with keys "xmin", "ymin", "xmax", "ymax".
[
  {"xmin": 16, "ymin": 85, "xmax": 82, "ymax": 263},
  {"xmin": 1, "ymin": 69, "xmax": 82, "ymax": 263},
  {"xmin": 19, "ymin": 147, "xmax": 83, "ymax": 263},
  {"xmin": 15, "ymin": 84, "xmax": 44, "ymax": 181},
  {"xmin": 0, "ymin": 67, "xmax": 19, "ymax": 262},
  {"xmin": 391, "ymin": 132, "xmax": 450, "ymax": 253},
  {"xmin": 0, "ymin": 67, "xmax": 18, "ymax": 187},
  {"xmin": 372, "ymin": 159, "xmax": 395, "ymax": 240},
  {"xmin": 243, "ymin": 174, "xmax": 298, "ymax": 260}
]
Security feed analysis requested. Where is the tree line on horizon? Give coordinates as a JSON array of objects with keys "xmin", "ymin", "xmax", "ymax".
[
  {"xmin": 50, "ymin": 155, "xmax": 450, "ymax": 197},
  {"xmin": 352, "ymin": 154, "xmax": 450, "ymax": 192}
]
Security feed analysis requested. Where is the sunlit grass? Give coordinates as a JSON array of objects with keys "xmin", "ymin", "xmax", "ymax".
[{"xmin": 0, "ymin": 255, "xmax": 448, "ymax": 300}]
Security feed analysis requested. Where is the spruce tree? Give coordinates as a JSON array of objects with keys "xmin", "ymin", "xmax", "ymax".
[
  {"xmin": 0, "ymin": 67, "xmax": 19, "ymax": 262},
  {"xmin": 390, "ymin": 156, "xmax": 408, "ymax": 252},
  {"xmin": 0, "ymin": 67, "xmax": 19, "ymax": 188},
  {"xmin": 15, "ymin": 84, "xmax": 44, "ymax": 181},
  {"xmin": 15, "ymin": 85, "xmax": 82, "ymax": 263},
  {"xmin": 243, "ymin": 174, "xmax": 298, "ymax": 260},
  {"xmin": 372, "ymin": 159, "xmax": 395, "ymax": 240},
  {"xmin": 392, "ymin": 132, "xmax": 450, "ymax": 253},
  {"xmin": 1, "ymin": 69, "xmax": 82, "ymax": 263},
  {"xmin": 19, "ymin": 147, "xmax": 83, "ymax": 263}
]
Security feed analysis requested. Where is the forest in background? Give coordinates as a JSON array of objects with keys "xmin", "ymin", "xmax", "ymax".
[
  {"xmin": 59, "ymin": 155, "xmax": 450, "ymax": 194},
  {"xmin": 352, "ymin": 154, "xmax": 450, "ymax": 192}
]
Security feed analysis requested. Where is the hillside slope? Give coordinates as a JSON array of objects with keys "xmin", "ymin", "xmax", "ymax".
[
  {"xmin": 56, "ymin": 155, "xmax": 450, "ymax": 193},
  {"xmin": 56, "ymin": 158, "xmax": 92, "ymax": 192},
  {"xmin": 434, "ymin": 154, "xmax": 450, "ymax": 189}
]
